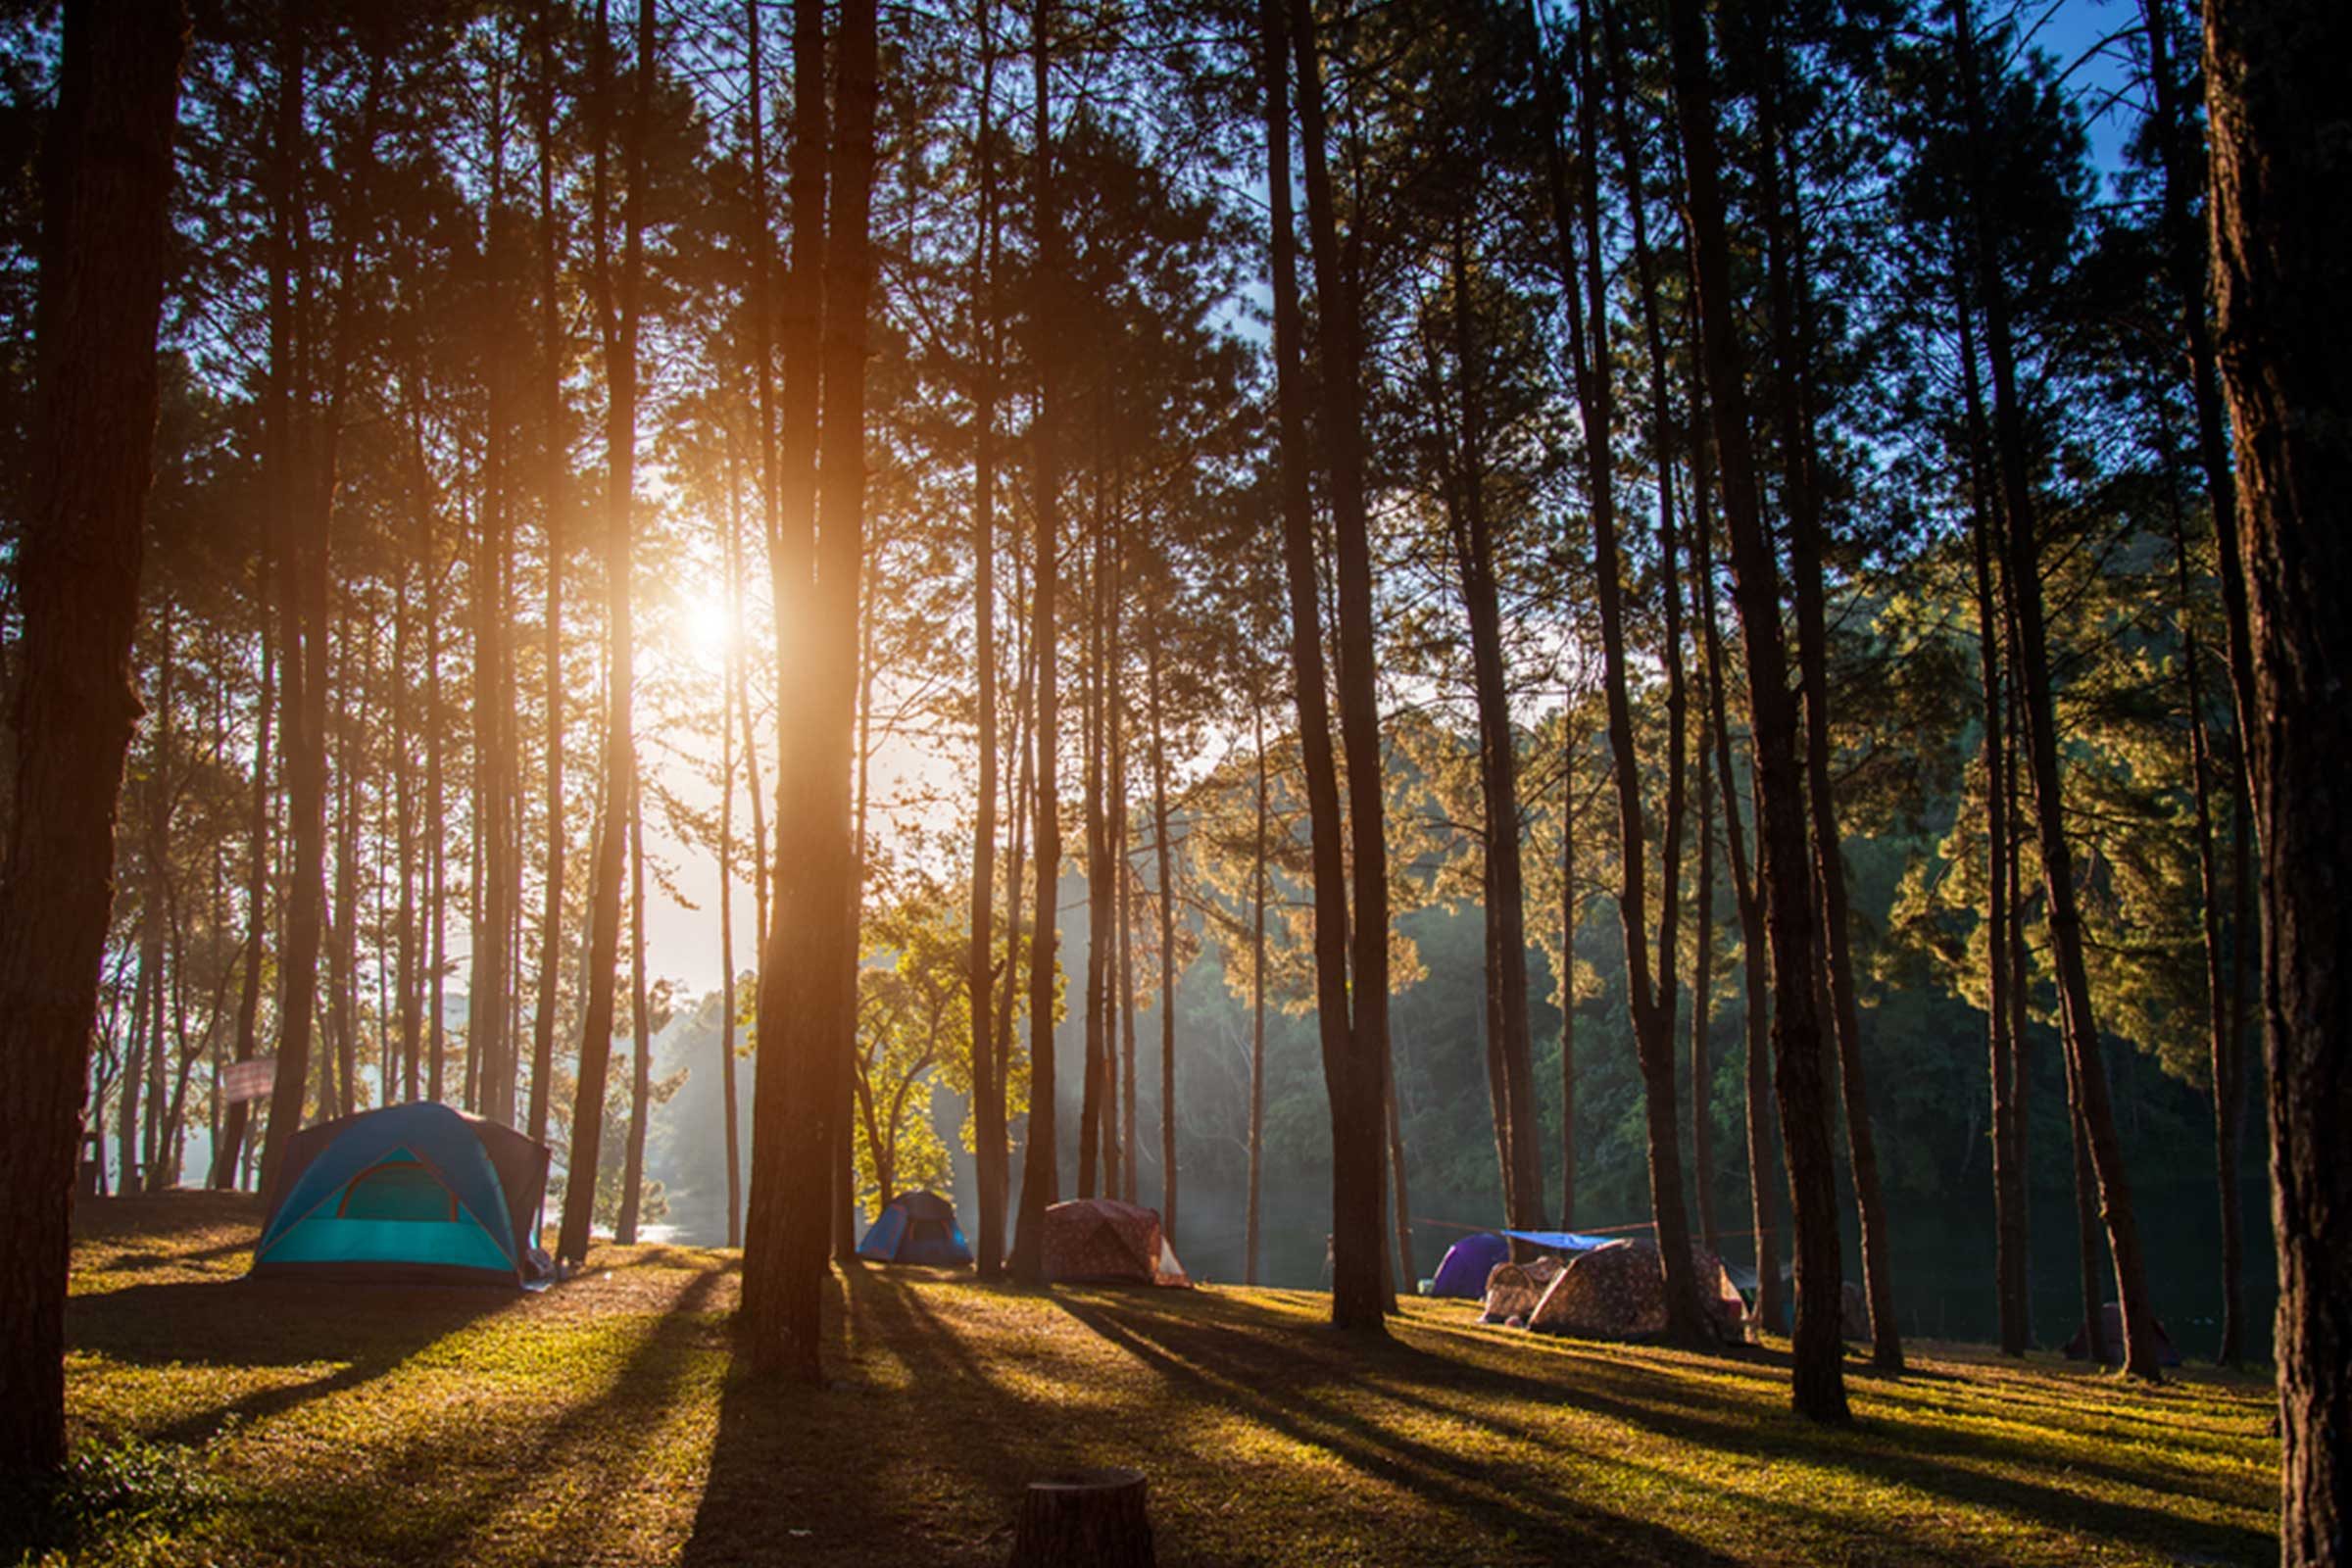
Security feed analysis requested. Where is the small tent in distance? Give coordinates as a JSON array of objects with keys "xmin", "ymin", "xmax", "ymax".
[
  {"xmin": 1042, "ymin": 1198, "xmax": 1190, "ymax": 1287},
  {"xmin": 857, "ymin": 1190, "xmax": 973, "ymax": 1266},
  {"xmin": 251, "ymin": 1102, "xmax": 551, "ymax": 1288}
]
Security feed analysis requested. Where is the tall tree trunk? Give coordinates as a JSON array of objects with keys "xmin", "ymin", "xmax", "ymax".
[
  {"xmin": 1665, "ymin": 0, "xmax": 1846, "ymax": 1417},
  {"xmin": 1546, "ymin": 6, "xmax": 1701, "ymax": 1346},
  {"xmin": 963, "ymin": 0, "xmax": 1007, "ymax": 1281},
  {"xmin": 259, "ymin": 12, "xmax": 326, "ymax": 1197},
  {"xmin": 2205, "ymin": 0, "xmax": 2352, "ymax": 1549},
  {"xmin": 616, "ymin": 771, "xmax": 650, "ymax": 1244},
  {"xmin": 745, "ymin": 0, "xmax": 880, "ymax": 1375},
  {"xmin": 528, "ymin": 0, "xmax": 568, "ymax": 1151},
  {"xmin": 1148, "ymin": 627, "xmax": 1179, "ymax": 1243},
  {"xmin": 1686, "ymin": 286, "xmax": 1781, "ymax": 1341},
  {"xmin": 1952, "ymin": 0, "xmax": 2161, "ymax": 1382},
  {"xmin": 1006, "ymin": 0, "xmax": 1063, "ymax": 1290},
  {"xmin": 1078, "ymin": 477, "xmax": 1107, "ymax": 1201},
  {"xmin": 717, "ymin": 421, "xmax": 749, "ymax": 1250},
  {"xmin": 1246, "ymin": 699, "xmax": 1268, "ymax": 1286},
  {"xmin": 1955, "ymin": 274, "xmax": 2026, "ymax": 1355},
  {"xmin": 1102, "ymin": 538, "xmax": 1127, "ymax": 1200},
  {"xmin": 2164, "ymin": 456, "xmax": 2242, "ymax": 1368},
  {"xmin": 0, "ymin": 0, "xmax": 182, "ymax": 1471},
  {"xmin": 1286, "ymin": 0, "xmax": 1392, "ymax": 1334},
  {"xmin": 1260, "ymin": 0, "xmax": 1352, "ymax": 1298},
  {"xmin": 1762, "ymin": 76, "xmax": 1900, "ymax": 1369},
  {"xmin": 557, "ymin": 0, "xmax": 653, "ymax": 1267},
  {"xmin": 214, "ymin": 589, "xmax": 273, "ymax": 1183},
  {"xmin": 1444, "ymin": 219, "xmax": 1546, "ymax": 1239},
  {"xmin": 1558, "ymin": 721, "xmax": 1578, "ymax": 1229}
]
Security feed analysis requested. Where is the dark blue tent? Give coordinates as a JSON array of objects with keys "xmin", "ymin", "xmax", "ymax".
[
  {"xmin": 857, "ymin": 1190, "xmax": 972, "ymax": 1266},
  {"xmin": 1430, "ymin": 1233, "xmax": 1511, "ymax": 1298}
]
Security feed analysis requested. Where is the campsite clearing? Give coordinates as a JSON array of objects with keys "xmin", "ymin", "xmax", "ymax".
[{"xmin": 40, "ymin": 1193, "xmax": 2278, "ymax": 1567}]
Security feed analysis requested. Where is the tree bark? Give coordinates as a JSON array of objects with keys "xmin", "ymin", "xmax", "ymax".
[
  {"xmin": 1149, "ymin": 628, "xmax": 1178, "ymax": 1245},
  {"xmin": 1443, "ymin": 218, "xmax": 1546, "ymax": 1240},
  {"xmin": 1664, "ymin": 0, "xmax": 1846, "ymax": 1417},
  {"xmin": 528, "ymin": 0, "xmax": 569, "ymax": 1151},
  {"xmin": 1006, "ymin": 0, "xmax": 1063, "ymax": 1290},
  {"xmin": 1952, "ymin": 0, "xmax": 2162, "ymax": 1383},
  {"xmin": 1261, "ymin": 0, "xmax": 1353, "ymax": 1309},
  {"xmin": 746, "ymin": 0, "xmax": 881, "ymax": 1376},
  {"xmin": 1246, "ymin": 700, "xmax": 1268, "ymax": 1286},
  {"xmin": 964, "ymin": 0, "xmax": 1008, "ymax": 1281},
  {"xmin": 1762, "ymin": 80, "xmax": 1900, "ymax": 1369},
  {"xmin": 1547, "ymin": 6, "xmax": 1701, "ymax": 1347},
  {"xmin": 558, "ymin": 0, "xmax": 653, "ymax": 1266},
  {"xmin": 1287, "ymin": 0, "xmax": 1393, "ymax": 1334},
  {"xmin": 2204, "ymin": 0, "xmax": 2352, "ymax": 1549},
  {"xmin": 1955, "ymin": 274, "xmax": 2027, "ymax": 1355},
  {"xmin": 0, "ymin": 0, "xmax": 182, "ymax": 1472}
]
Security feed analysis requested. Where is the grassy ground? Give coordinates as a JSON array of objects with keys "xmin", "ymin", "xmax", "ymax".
[{"xmin": 36, "ymin": 1192, "xmax": 2278, "ymax": 1567}]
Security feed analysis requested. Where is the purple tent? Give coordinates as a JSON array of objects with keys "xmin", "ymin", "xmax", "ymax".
[{"xmin": 1430, "ymin": 1232, "xmax": 1512, "ymax": 1298}]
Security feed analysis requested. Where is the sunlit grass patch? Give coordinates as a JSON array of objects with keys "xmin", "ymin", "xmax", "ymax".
[{"xmin": 58, "ymin": 1195, "xmax": 2278, "ymax": 1567}]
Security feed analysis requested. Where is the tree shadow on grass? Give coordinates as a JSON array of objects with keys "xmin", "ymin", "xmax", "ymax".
[
  {"xmin": 68, "ymin": 1278, "xmax": 512, "ymax": 1446},
  {"xmin": 1054, "ymin": 1292, "xmax": 1743, "ymax": 1567},
  {"xmin": 1365, "ymin": 1311, "xmax": 2274, "ymax": 1562}
]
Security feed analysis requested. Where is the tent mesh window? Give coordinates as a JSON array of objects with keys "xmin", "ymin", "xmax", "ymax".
[
  {"xmin": 908, "ymin": 1219, "xmax": 946, "ymax": 1247},
  {"xmin": 338, "ymin": 1160, "xmax": 458, "ymax": 1223}
]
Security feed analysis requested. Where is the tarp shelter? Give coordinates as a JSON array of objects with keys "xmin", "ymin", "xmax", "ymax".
[
  {"xmin": 1430, "ymin": 1232, "xmax": 1511, "ymax": 1298},
  {"xmin": 252, "ymin": 1102, "xmax": 551, "ymax": 1288},
  {"xmin": 857, "ymin": 1190, "xmax": 973, "ymax": 1266},
  {"xmin": 1041, "ymin": 1198, "xmax": 1190, "ymax": 1287},
  {"xmin": 1499, "ymin": 1229, "xmax": 1618, "ymax": 1254},
  {"xmin": 2063, "ymin": 1301, "xmax": 2184, "ymax": 1366}
]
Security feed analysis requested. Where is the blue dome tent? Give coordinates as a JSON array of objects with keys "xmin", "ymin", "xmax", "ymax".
[
  {"xmin": 857, "ymin": 1190, "xmax": 973, "ymax": 1266},
  {"xmin": 252, "ymin": 1102, "xmax": 552, "ymax": 1288}
]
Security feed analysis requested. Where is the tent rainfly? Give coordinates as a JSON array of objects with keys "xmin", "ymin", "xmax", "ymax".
[{"xmin": 251, "ymin": 1102, "xmax": 552, "ymax": 1288}]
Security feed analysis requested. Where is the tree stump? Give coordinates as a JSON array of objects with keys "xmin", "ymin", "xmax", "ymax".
[{"xmin": 1007, "ymin": 1466, "xmax": 1154, "ymax": 1568}]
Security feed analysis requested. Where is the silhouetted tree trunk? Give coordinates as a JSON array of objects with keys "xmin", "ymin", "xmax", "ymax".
[
  {"xmin": 1955, "ymin": 274, "xmax": 2027, "ymax": 1355},
  {"xmin": 213, "ymin": 590, "xmax": 273, "ymax": 1185},
  {"xmin": 1689, "ymin": 310, "xmax": 1779, "ymax": 1341},
  {"xmin": 1952, "ymin": 0, "xmax": 2161, "ymax": 1382},
  {"xmin": 615, "ymin": 773, "xmax": 651, "ymax": 1244},
  {"xmin": 964, "ymin": 0, "xmax": 1008, "ymax": 1281},
  {"xmin": 1441, "ymin": 217, "xmax": 1546, "ymax": 1239},
  {"xmin": 1261, "ymin": 0, "xmax": 1353, "ymax": 1302},
  {"xmin": 1557, "ymin": 721, "xmax": 1579, "ymax": 1229},
  {"xmin": 1079, "ymin": 474, "xmax": 1109, "ymax": 1202},
  {"xmin": 745, "ymin": 0, "xmax": 880, "ymax": 1376},
  {"xmin": 1006, "ymin": 0, "xmax": 1062, "ymax": 1290},
  {"xmin": 2205, "ymin": 0, "xmax": 2352, "ymax": 1547},
  {"xmin": 1246, "ymin": 699, "xmax": 1268, "ymax": 1286},
  {"xmin": 1548, "ymin": 6, "xmax": 1701, "ymax": 1347},
  {"xmin": 1288, "ymin": 0, "xmax": 1393, "ymax": 1335},
  {"xmin": 528, "ymin": 0, "xmax": 568, "ymax": 1150},
  {"xmin": 1666, "ymin": 0, "xmax": 1846, "ymax": 1417},
  {"xmin": 0, "ymin": 0, "xmax": 183, "ymax": 1472},
  {"xmin": 1761, "ymin": 70, "xmax": 1900, "ymax": 1369},
  {"xmin": 558, "ymin": 0, "xmax": 653, "ymax": 1266},
  {"xmin": 1145, "ymin": 626, "xmax": 1180, "ymax": 1243},
  {"xmin": 259, "ymin": 11, "xmax": 325, "ymax": 1196}
]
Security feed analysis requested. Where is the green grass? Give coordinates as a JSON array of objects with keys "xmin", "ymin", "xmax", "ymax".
[{"xmin": 42, "ymin": 1193, "xmax": 2278, "ymax": 1566}]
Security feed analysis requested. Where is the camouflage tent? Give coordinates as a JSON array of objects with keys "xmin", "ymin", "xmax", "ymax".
[
  {"xmin": 1528, "ymin": 1240, "xmax": 1750, "ymax": 1344},
  {"xmin": 1041, "ymin": 1198, "xmax": 1190, "ymax": 1287}
]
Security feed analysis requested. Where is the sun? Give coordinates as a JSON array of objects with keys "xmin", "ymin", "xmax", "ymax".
[{"xmin": 677, "ymin": 586, "xmax": 734, "ymax": 666}]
